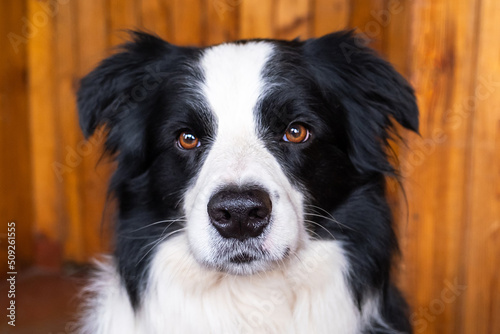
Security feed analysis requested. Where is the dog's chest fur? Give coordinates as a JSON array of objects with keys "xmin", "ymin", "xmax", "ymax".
[{"xmin": 84, "ymin": 236, "xmax": 370, "ymax": 334}]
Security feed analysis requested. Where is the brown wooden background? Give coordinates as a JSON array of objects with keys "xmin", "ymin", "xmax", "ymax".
[{"xmin": 1, "ymin": 0, "xmax": 499, "ymax": 333}]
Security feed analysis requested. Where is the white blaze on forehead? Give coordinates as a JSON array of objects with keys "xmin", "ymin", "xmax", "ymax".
[
  {"xmin": 199, "ymin": 42, "xmax": 274, "ymax": 141},
  {"xmin": 186, "ymin": 41, "xmax": 304, "ymax": 272}
]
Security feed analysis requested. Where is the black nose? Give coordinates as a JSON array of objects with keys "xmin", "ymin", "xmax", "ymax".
[{"xmin": 207, "ymin": 188, "xmax": 272, "ymax": 241}]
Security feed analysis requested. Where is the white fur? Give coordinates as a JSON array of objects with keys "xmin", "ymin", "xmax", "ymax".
[
  {"xmin": 78, "ymin": 258, "xmax": 136, "ymax": 334},
  {"xmin": 184, "ymin": 42, "xmax": 306, "ymax": 275},
  {"xmin": 81, "ymin": 236, "xmax": 376, "ymax": 334}
]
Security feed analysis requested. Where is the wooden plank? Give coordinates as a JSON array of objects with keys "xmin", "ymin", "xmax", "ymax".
[
  {"xmin": 463, "ymin": 0, "xmax": 500, "ymax": 332},
  {"xmin": 76, "ymin": 0, "xmax": 113, "ymax": 261},
  {"xmin": 27, "ymin": 0, "xmax": 64, "ymax": 269},
  {"xmin": 171, "ymin": 0, "xmax": 202, "ymax": 45},
  {"xmin": 54, "ymin": 0, "xmax": 85, "ymax": 262},
  {"xmin": 202, "ymin": 0, "xmax": 239, "ymax": 45},
  {"xmin": 348, "ymin": 0, "xmax": 385, "ymax": 52},
  {"xmin": 382, "ymin": 1, "xmax": 415, "ymax": 293},
  {"xmin": 239, "ymin": 0, "xmax": 273, "ymax": 39},
  {"xmin": 0, "ymin": 0, "xmax": 34, "ymax": 269},
  {"xmin": 383, "ymin": 0, "xmax": 413, "ymax": 75},
  {"xmin": 382, "ymin": 2, "xmax": 417, "ymax": 312},
  {"xmin": 400, "ymin": 0, "xmax": 481, "ymax": 333},
  {"xmin": 274, "ymin": 0, "xmax": 310, "ymax": 40},
  {"xmin": 139, "ymin": 0, "xmax": 174, "ymax": 41},
  {"xmin": 312, "ymin": 0, "xmax": 350, "ymax": 36},
  {"xmin": 108, "ymin": 0, "xmax": 140, "ymax": 47}
]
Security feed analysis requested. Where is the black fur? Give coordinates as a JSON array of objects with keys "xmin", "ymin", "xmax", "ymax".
[
  {"xmin": 78, "ymin": 32, "xmax": 213, "ymax": 306},
  {"xmin": 256, "ymin": 31, "xmax": 417, "ymax": 332},
  {"xmin": 78, "ymin": 30, "xmax": 417, "ymax": 332}
]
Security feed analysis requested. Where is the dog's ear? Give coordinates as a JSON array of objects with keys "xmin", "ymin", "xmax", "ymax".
[
  {"xmin": 77, "ymin": 31, "xmax": 187, "ymax": 157},
  {"xmin": 304, "ymin": 31, "xmax": 419, "ymax": 174}
]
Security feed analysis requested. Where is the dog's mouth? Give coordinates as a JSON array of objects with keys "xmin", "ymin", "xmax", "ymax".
[
  {"xmin": 206, "ymin": 243, "xmax": 292, "ymax": 276},
  {"xmin": 229, "ymin": 253, "xmax": 256, "ymax": 264},
  {"xmin": 205, "ymin": 239, "xmax": 275, "ymax": 275}
]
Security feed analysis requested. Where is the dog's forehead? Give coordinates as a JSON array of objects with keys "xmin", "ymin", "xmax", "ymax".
[{"xmin": 198, "ymin": 41, "xmax": 274, "ymax": 137}]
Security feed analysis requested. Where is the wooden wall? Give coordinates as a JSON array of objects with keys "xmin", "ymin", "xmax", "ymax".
[{"xmin": 0, "ymin": 0, "xmax": 498, "ymax": 333}]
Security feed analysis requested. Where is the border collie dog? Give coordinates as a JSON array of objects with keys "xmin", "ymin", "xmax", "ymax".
[{"xmin": 77, "ymin": 31, "xmax": 418, "ymax": 333}]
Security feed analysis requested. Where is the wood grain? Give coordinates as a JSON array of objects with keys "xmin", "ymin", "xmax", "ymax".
[
  {"xmin": 0, "ymin": 0, "xmax": 34, "ymax": 269},
  {"xmin": 171, "ymin": 0, "xmax": 202, "ymax": 45},
  {"xmin": 401, "ymin": 1, "xmax": 483, "ymax": 333},
  {"xmin": 463, "ymin": 0, "xmax": 500, "ymax": 332},
  {"xmin": 27, "ymin": 0, "xmax": 63, "ymax": 268},
  {"xmin": 274, "ymin": 0, "xmax": 310, "ymax": 39},
  {"xmin": 75, "ymin": 0, "xmax": 113, "ymax": 261},
  {"xmin": 348, "ymin": 0, "xmax": 385, "ymax": 51},
  {"xmin": 239, "ymin": 0, "xmax": 273, "ymax": 39},
  {"xmin": 383, "ymin": 0, "xmax": 413, "ymax": 75},
  {"xmin": 202, "ymin": 0, "xmax": 239, "ymax": 45},
  {"xmin": 313, "ymin": 0, "xmax": 350, "ymax": 36},
  {"xmin": 108, "ymin": 0, "xmax": 141, "ymax": 46},
  {"xmin": 55, "ymin": 0, "xmax": 85, "ymax": 262},
  {"xmin": 140, "ymin": 0, "xmax": 174, "ymax": 41}
]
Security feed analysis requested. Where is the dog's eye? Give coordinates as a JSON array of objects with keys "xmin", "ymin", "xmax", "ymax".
[
  {"xmin": 178, "ymin": 132, "xmax": 200, "ymax": 150},
  {"xmin": 283, "ymin": 123, "xmax": 310, "ymax": 143}
]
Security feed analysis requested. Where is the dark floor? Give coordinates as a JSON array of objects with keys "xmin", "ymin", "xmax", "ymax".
[{"xmin": 0, "ymin": 266, "xmax": 85, "ymax": 334}]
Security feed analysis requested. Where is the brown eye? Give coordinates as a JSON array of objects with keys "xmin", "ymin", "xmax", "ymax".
[
  {"xmin": 283, "ymin": 123, "xmax": 310, "ymax": 143},
  {"xmin": 178, "ymin": 132, "xmax": 200, "ymax": 150}
]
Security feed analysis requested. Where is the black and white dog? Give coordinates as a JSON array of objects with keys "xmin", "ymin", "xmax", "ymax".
[{"xmin": 77, "ymin": 30, "xmax": 418, "ymax": 333}]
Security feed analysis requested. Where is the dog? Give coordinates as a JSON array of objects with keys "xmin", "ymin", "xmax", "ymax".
[{"xmin": 77, "ymin": 30, "xmax": 418, "ymax": 333}]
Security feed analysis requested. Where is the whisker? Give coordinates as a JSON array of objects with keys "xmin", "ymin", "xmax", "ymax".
[
  {"xmin": 119, "ymin": 234, "xmax": 174, "ymax": 240},
  {"xmin": 122, "ymin": 217, "xmax": 187, "ymax": 234},
  {"xmin": 304, "ymin": 227, "xmax": 323, "ymax": 241},
  {"xmin": 303, "ymin": 204, "xmax": 351, "ymax": 229},
  {"xmin": 136, "ymin": 228, "xmax": 186, "ymax": 266},
  {"xmin": 137, "ymin": 222, "xmax": 183, "ymax": 252},
  {"xmin": 291, "ymin": 251, "xmax": 306, "ymax": 269},
  {"xmin": 277, "ymin": 257, "xmax": 287, "ymax": 273},
  {"xmin": 304, "ymin": 212, "xmax": 355, "ymax": 232},
  {"xmin": 304, "ymin": 219, "xmax": 337, "ymax": 240},
  {"xmin": 304, "ymin": 204, "xmax": 338, "ymax": 221}
]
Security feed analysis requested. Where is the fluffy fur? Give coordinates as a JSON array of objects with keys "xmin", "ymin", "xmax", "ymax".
[{"xmin": 77, "ymin": 31, "xmax": 418, "ymax": 333}]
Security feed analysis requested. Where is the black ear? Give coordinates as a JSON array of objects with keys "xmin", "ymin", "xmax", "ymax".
[
  {"xmin": 77, "ymin": 31, "xmax": 186, "ymax": 157},
  {"xmin": 304, "ymin": 31, "xmax": 419, "ymax": 174}
]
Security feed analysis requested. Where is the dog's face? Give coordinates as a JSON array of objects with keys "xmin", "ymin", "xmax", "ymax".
[
  {"xmin": 184, "ymin": 42, "xmax": 308, "ymax": 275},
  {"xmin": 78, "ymin": 31, "xmax": 418, "ymax": 303}
]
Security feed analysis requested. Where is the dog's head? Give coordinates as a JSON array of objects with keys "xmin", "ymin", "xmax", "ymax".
[{"xmin": 78, "ymin": 31, "xmax": 418, "ymax": 304}]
